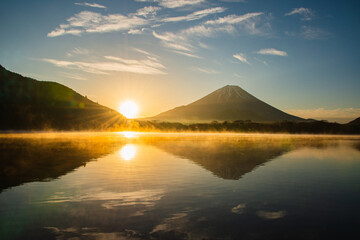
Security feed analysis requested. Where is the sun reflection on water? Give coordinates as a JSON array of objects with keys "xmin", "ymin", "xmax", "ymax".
[
  {"xmin": 120, "ymin": 144, "xmax": 137, "ymax": 161},
  {"xmin": 120, "ymin": 131, "xmax": 138, "ymax": 138}
]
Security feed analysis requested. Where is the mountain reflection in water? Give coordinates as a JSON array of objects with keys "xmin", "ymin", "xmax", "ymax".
[
  {"xmin": 149, "ymin": 136, "xmax": 338, "ymax": 180},
  {"xmin": 1, "ymin": 133, "xmax": 360, "ymax": 240},
  {"xmin": 0, "ymin": 134, "xmax": 126, "ymax": 192},
  {"xmin": 0, "ymin": 133, "xmax": 346, "ymax": 191}
]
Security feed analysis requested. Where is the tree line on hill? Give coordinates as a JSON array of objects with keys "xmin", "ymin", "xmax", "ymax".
[{"xmin": 130, "ymin": 119, "xmax": 360, "ymax": 134}]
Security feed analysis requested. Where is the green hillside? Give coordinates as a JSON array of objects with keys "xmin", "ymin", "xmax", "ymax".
[{"xmin": 0, "ymin": 65, "xmax": 126, "ymax": 130}]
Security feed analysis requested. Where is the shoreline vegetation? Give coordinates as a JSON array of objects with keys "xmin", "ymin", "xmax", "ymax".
[{"xmin": 1, "ymin": 119, "xmax": 360, "ymax": 134}]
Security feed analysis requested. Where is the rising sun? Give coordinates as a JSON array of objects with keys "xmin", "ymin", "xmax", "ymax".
[{"xmin": 119, "ymin": 100, "xmax": 139, "ymax": 119}]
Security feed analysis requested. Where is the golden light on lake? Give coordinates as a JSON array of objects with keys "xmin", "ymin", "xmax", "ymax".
[
  {"xmin": 120, "ymin": 144, "xmax": 137, "ymax": 161},
  {"xmin": 122, "ymin": 131, "xmax": 137, "ymax": 138},
  {"xmin": 119, "ymin": 100, "xmax": 139, "ymax": 119}
]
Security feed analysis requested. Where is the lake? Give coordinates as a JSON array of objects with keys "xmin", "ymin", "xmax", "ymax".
[{"xmin": 1, "ymin": 132, "xmax": 360, "ymax": 240}]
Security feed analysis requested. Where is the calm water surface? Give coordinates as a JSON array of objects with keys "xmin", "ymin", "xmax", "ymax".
[{"xmin": 0, "ymin": 133, "xmax": 360, "ymax": 240}]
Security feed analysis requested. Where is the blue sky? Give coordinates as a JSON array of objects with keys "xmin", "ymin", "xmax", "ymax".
[{"xmin": 1, "ymin": 0, "xmax": 359, "ymax": 122}]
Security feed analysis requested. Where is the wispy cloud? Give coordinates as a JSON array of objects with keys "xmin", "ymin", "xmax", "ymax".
[
  {"xmin": 41, "ymin": 55, "xmax": 166, "ymax": 75},
  {"xmin": 60, "ymin": 72, "xmax": 87, "ymax": 81},
  {"xmin": 233, "ymin": 73, "xmax": 242, "ymax": 78},
  {"xmin": 181, "ymin": 24, "xmax": 236, "ymax": 38},
  {"xmin": 198, "ymin": 42, "xmax": 210, "ymax": 49},
  {"xmin": 180, "ymin": 12, "xmax": 267, "ymax": 38},
  {"xmin": 153, "ymin": 31, "xmax": 193, "ymax": 52},
  {"xmin": 233, "ymin": 53, "xmax": 249, "ymax": 64},
  {"xmin": 285, "ymin": 7, "xmax": 315, "ymax": 21},
  {"xmin": 135, "ymin": 0, "xmax": 205, "ymax": 8},
  {"xmin": 172, "ymin": 50, "xmax": 201, "ymax": 58},
  {"xmin": 66, "ymin": 47, "xmax": 90, "ymax": 57},
  {"xmin": 153, "ymin": 12, "xmax": 265, "ymax": 58},
  {"xmin": 75, "ymin": 2, "xmax": 106, "ymax": 9},
  {"xmin": 257, "ymin": 48, "xmax": 287, "ymax": 56},
  {"xmin": 193, "ymin": 67, "xmax": 219, "ymax": 74},
  {"xmin": 134, "ymin": 6, "xmax": 161, "ymax": 18},
  {"xmin": 205, "ymin": 12, "xmax": 263, "ymax": 25},
  {"xmin": 162, "ymin": 7, "xmax": 226, "ymax": 22},
  {"xmin": 47, "ymin": 11, "xmax": 148, "ymax": 37},
  {"xmin": 301, "ymin": 26, "xmax": 329, "ymax": 40},
  {"xmin": 128, "ymin": 28, "xmax": 146, "ymax": 35},
  {"xmin": 132, "ymin": 47, "xmax": 158, "ymax": 58}
]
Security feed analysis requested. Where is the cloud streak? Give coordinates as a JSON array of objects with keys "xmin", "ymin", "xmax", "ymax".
[
  {"xmin": 205, "ymin": 12, "xmax": 263, "ymax": 25},
  {"xmin": 285, "ymin": 7, "xmax": 315, "ymax": 21},
  {"xmin": 172, "ymin": 50, "xmax": 201, "ymax": 58},
  {"xmin": 153, "ymin": 31, "xmax": 193, "ymax": 52},
  {"xmin": 194, "ymin": 67, "xmax": 219, "ymax": 74},
  {"xmin": 162, "ymin": 7, "xmax": 226, "ymax": 22},
  {"xmin": 233, "ymin": 53, "xmax": 249, "ymax": 64},
  {"xmin": 257, "ymin": 48, "xmax": 287, "ymax": 56},
  {"xmin": 75, "ymin": 2, "xmax": 106, "ymax": 9},
  {"xmin": 153, "ymin": 12, "xmax": 265, "ymax": 57},
  {"xmin": 136, "ymin": 0, "xmax": 205, "ymax": 8},
  {"xmin": 48, "ymin": 11, "xmax": 148, "ymax": 37},
  {"xmin": 134, "ymin": 6, "xmax": 161, "ymax": 18},
  {"xmin": 66, "ymin": 47, "xmax": 90, "ymax": 57},
  {"xmin": 41, "ymin": 55, "xmax": 166, "ymax": 75}
]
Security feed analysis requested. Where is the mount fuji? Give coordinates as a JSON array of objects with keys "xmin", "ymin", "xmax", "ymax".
[{"xmin": 149, "ymin": 85, "xmax": 305, "ymax": 123}]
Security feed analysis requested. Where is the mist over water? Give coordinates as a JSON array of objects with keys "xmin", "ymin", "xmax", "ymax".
[{"xmin": 1, "ymin": 133, "xmax": 360, "ymax": 240}]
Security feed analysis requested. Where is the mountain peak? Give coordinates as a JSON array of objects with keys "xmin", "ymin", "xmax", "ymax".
[
  {"xmin": 216, "ymin": 85, "xmax": 253, "ymax": 101},
  {"xmin": 192, "ymin": 85, "xmax": 254, "ymax": 106},
  {"xmin": 151, "ymin": 85, "xmax": 304, "ymax": 123}
]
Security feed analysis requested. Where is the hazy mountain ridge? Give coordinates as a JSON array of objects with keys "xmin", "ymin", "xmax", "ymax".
[
  {"xmin": 0, "ymin": 65, "xmax": 126, "ymax": 130},
  {"xmin": 150, "ymin": 85, "xmax": 305, "ymax": 123},
  {"xmin": 348, "ymin": 117, "xmax": 360, "ymax": 125}
]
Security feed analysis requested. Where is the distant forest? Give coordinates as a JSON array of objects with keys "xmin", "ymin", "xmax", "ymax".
[
  {"xmin": 129, "ymin": 119, "xmax": 360, "ymax": 134},
  {"xmin": 1, "ymin": 118, "xmax": 360, "ymax": 134}
]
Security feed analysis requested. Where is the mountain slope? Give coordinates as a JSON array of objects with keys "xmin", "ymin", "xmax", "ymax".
[
  {"xmin": 150, "ymin": 138, "xmax": 290, "ymax": 180},
  {"xmin": 0, "ymin": 65, "xmax": 126, "ymax": 130},
  {"xmin": 348, "ymin": 117, "xmax": 360, "ymax": 125},
  {"xmin": 150, "ymin": 85, "xmax": 304, "ymax": 122}
]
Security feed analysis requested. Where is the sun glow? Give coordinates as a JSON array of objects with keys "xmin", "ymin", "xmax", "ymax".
[
  {"xmin": 119, "ymin": 100, "xmax": 139, "ymax": 119},
  {"xmin": 121, "ymin": 131, "xmax": 137, "ymax": 138},
  {"xmin": 120, "ymin": 144, "xmax": 137, "ymax": 161}
]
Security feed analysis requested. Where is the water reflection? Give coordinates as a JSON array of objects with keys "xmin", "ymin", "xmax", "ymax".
[
  {"xmin": 1, "ymin": 134, "xmax": 359, "ymax": 192},
  {"xmin": 119, "ymin": 144, "xmax": 137, "ymax": 161},
  {"xmin": 149, "ymin": 136, "xmax": 343, "ymax": 180},
  {"xmin": 0, "ymin": 134, "xmax": 126, "ymax": 192},
  {"xmin": 1, "ymin": 133, "xmax": 360, "ymax": 240},
  {"xmin": 120, "ymin": 131, "xmax": 138, "ymax": 139},
  {"xmin": 45, "ymin": 188, "xmax": 164, "ymax": 209}
]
